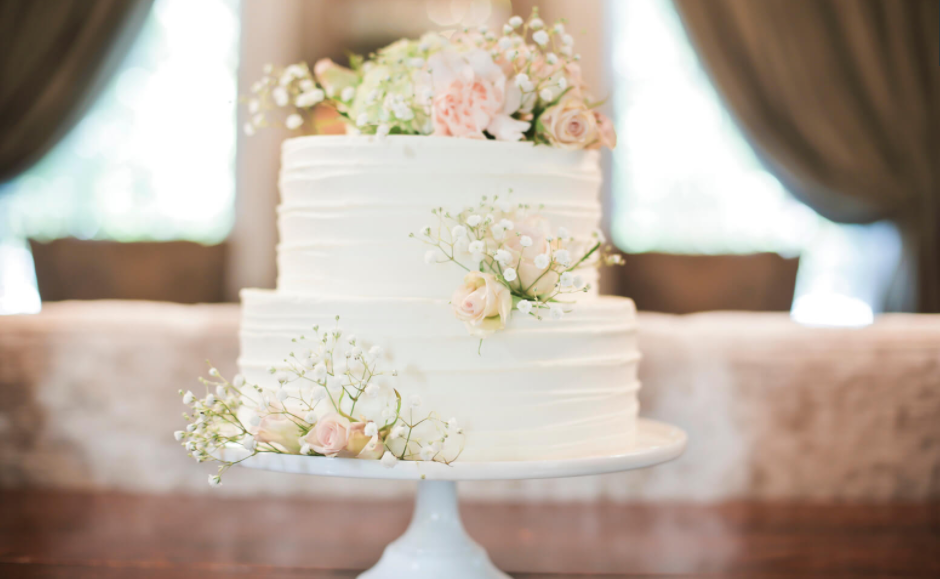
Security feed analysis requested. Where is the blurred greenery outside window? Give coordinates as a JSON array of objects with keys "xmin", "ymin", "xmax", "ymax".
[
  {"xmin": 0, "ymin": 0, "xmax": 239, "ymax": 314},
  {"xmin": 2, "ymin": 0, "xmax": 240, "ymax": 244},
  {"xmin": 610, "ymin": 0, "xmax": 898, "ymax": 324}
]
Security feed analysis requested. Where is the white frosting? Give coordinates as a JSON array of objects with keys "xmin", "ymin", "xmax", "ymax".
[
  {"xmin": 240, "ymin": 290, "xmax": 640, "ymax": 461},
  {"xmin": 236, "ymin": 135, "xmax": 640, "ymax": 462},
  {"xmin": 277, "ymin": 136, "xmax": 602, "ymax": 299}
]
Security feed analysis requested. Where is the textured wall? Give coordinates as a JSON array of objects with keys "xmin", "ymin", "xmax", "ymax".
[{"xmin": 1, "ymin": 301, "xmax": 938, "ymax": 501}]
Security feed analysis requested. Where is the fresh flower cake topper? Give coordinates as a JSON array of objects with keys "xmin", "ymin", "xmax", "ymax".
[
  {"xmin": 244, "ymin": 8, "xmax": 616, "ymax": 150},
  {"xmin": 412, "ymin": 193, "xmax": 623, "ymax": 343},
  {"xmin": 175, "ymin": 317, "xmax": 463, "ymax": 486}
]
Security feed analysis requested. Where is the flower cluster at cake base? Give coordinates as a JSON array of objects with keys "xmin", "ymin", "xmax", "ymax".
[
  {"xmin": 412, "ymin": 194, "xmax": 623, "ymax": 342},
  {"xmin": 243, "ymin": 7, "xmax": 615, "ymax": 149},
  {"xmin": 175, "ymin": 317, "xmax": 463, "ymax": 486}
]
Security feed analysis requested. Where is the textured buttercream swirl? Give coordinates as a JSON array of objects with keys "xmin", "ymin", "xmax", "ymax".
[{"xmin": 276, "ymin": 135, "xmax": 603, "ymax": 299}]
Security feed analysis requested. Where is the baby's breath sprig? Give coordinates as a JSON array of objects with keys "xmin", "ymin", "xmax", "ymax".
[
  {"xmin": 412, "ymin": 191, "xmax": 623, "ymax": 339},
  {"xmin": 175, "ymin": 317, "xmax": 464, "ymax": 486}
]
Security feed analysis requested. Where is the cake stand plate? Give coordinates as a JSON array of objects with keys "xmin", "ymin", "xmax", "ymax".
[{"xmin": 225, "ymin": 418, "xmax": 686, "ymax": 579}]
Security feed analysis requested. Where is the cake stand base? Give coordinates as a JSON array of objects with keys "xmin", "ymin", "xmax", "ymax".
[
  {"xmin": 360, "ymin": 480, "xmax": 507, "ymax": 579},
  {"xmin": 225, "ymin": 418, "xmax": 687, "ymax": 577}
]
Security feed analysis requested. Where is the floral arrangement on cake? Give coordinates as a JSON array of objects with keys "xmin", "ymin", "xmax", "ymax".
[
  {"xmin": 175, "ymin": 317, "xmax": 463, "ymax": 486},
  {"xmin": 412, "ymin": 193, "xmax": 622, "ymax": 341},
  {"xmin": 243, "ymin": 8, "xmax": 615, "ymax": 150}
]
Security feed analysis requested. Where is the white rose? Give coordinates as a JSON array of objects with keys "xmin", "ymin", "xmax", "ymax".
[{"xmin": 450, "ymin": 271, "xmax": 512, "ymax": 337}]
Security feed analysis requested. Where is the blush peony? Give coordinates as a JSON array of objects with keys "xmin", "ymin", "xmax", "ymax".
[{"xmin": 428, "ymin": 49, "xmax": 529, "ymax": 141}]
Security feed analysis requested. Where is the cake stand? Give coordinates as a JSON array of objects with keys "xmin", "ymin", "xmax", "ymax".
[{"xmin": 225, "ymin": 418, "xmax": 686, "ymax": 579}]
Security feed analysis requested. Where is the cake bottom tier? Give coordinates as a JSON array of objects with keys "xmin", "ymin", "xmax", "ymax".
[{"xmin": 239, "ymin": 289, "xmax": 641, "ymax": 461}]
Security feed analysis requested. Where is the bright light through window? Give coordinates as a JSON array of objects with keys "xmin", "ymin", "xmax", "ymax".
[
  {"xmin": 2, "ymin": 0, "xmax": 240, "ymax": 243},
  {"xmin": 607, "ymin": 0, "xmax": 894, "ymax": 325},
  {"xmin": 609, "ymin": 0, "xmax": 822, "ymax": 255}
]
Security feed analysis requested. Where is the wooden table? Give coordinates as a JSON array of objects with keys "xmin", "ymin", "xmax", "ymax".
[{"xmin": 1, "ymin": 491, "xmax": 937, "ymax": 578}]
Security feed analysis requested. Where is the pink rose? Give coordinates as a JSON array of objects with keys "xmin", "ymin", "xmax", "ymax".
[
  {"xmin": 345, "ymin": 422, "xmax": 384, "ymax": 459},
  {"xmin": 428, "ymin": 49, "xmax": 529, "ymax": 141},
  {"xmin": 502, "ymin": 216, "xmax": 559, "ymax": 297},
  {"xmin": 254, "ymin": 412, "xmax": 304, "ymax": 454},
  {"xmin": 303, "ymin": 413, "xmax": 351, "ymax": 456},
  {"xmin": 588, "ymin": 111, "xmax": 617, "ymax": 150},
  {"xmin": 451, "ymin": 271, "xmax": 512, "ymax": 337},
  {"xmin": 537, "ymin": 95, "xmax": 598, "ymax": 150}
]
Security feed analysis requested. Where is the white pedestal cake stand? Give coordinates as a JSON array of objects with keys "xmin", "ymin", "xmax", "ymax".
[{"xmin": 227, "ymin": 418, "xmax": 686, "ymax": 579}]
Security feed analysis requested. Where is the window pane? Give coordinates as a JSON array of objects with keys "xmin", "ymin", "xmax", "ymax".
[
  {"xmin": 3, "ymin": 0, "xmax": 240, "ymax": 244},
  {"xmin": 609, "ymin": 0, "xmax": 822, "ymax": 256}
]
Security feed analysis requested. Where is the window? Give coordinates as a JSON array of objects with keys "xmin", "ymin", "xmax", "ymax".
[
  {"xmin": 609, "ymin": 0, "xmax": 892, "ymax": 324},
  {"xmin": 0, "ymin": 0, "xmax": 240, "ymax": 314}
]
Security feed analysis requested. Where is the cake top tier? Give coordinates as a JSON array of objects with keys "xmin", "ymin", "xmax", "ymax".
[
  {"xmin": 276, "ymin": 136, "xmax": 604, "ymax": 300},
  {"xmin": 281, "ymin": 135, "xmax": 601, "ymax": 175}
]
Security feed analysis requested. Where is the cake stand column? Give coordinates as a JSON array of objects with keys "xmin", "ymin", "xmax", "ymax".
[{"xmin": 359, "ymin": 480, "xmax": 509, "ymax": 579}]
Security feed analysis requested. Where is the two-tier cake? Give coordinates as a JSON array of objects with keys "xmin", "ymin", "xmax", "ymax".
[
  {"xmin": 177, "ymin": 9, "xmax": 642, "ymax": 474},
  {"xmin": 238, "ymin": 136, "xmax": 640, "ymax": 461}
]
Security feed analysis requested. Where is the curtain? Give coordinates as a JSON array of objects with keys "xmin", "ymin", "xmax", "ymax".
[
  {"xmin": 0, "ymin": 0, "xmax": 154, "ymax": 185},
  {"xmin": 674, "ymin": 0, "xmax": 940, "ymax": 312}
]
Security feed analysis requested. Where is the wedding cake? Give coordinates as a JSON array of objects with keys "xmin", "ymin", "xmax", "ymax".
[
  {"xmin": 238, "ymin": 136, "xmax": 640, "ymax": 461},
  {"xmin": 177, "ymin": 9, "xmax": 641, "ymax": 476}
]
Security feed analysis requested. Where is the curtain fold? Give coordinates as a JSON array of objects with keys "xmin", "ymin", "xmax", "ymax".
[
  {"xmin": 674, "ymin": 0, "xmax": 939, "ymax": 312},
  {"xmin": 0, "ymin": 0, "xmax": 154, "ymax": 185}
]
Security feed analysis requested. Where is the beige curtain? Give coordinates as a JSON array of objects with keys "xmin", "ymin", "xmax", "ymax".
[
  {"xmin": 0, "ymin": 0, "xmax": 153, "ymax": 184},
  {"xmin": 674, "ymin": 0, "xmax": 940, "ymax": 312}
]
